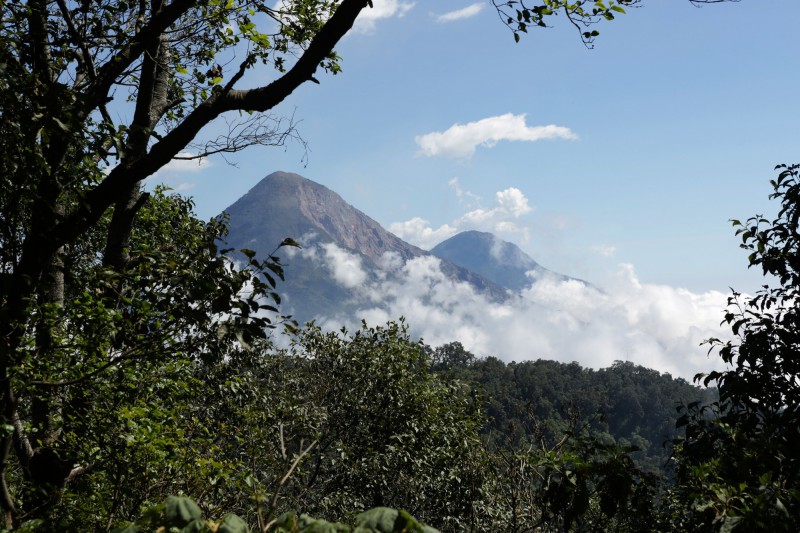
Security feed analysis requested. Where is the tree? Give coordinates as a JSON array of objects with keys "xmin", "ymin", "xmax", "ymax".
[
  {"xmin": 0, "ymin": 0, "xmax": 369, "ymax": 526},
  {"xmin": 493, "ymin": 1, "xmax": 734, "ymax": 45},
  {"xmin": 110, "ymin": 495, "xmax": 440, "ymax": 533},
  {"xmin": 0, "ymin": 188, "xmax": 288, "ymax": 528},
  {"xmin": 284, "ymin": 321, "xmax": 485, "ymax": 531},
  {"xmin": 667, "ymin": 164, "xmax": 800, "ymax": 531},
  {"xmin": 428, "ymin": 341, "xmax": 475, "ymax": 371}
]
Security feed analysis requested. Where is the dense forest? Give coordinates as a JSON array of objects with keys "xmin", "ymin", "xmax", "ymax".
[
  {"xmin": 2, "ymin": 0, "xmax": 797, "ymax": 531},
  {"xmin": 429, "ymin": 344, "xmax": 716, "ymax": 475},
  {"xmin": 7, "ymin": 306, "xmax": 717, "ymax": 531}
]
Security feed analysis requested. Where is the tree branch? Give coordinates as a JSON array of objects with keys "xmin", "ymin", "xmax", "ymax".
[
  {"xmin": 54, "ymin": 0, "xmax": 97, "ymax": 85},
  {"xmin": 56, "ymin": 0, "xmax": 370, "ymax": 248},
  {"xmin": 27, "ymin": 0, "xmax": 53, "ymax": 85},
  {"xmin": 81, "ymin": 0, "xmax": 198, "ymax": 122}
]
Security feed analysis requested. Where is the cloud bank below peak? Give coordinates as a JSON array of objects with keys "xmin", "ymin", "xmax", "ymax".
[
  {"xmin": 415, "ymin": 113, "xmax": 577, "ymax": 158},
  {"xmin": 306, "ymin": 242, "xmax": 731, "ymax": 380}
]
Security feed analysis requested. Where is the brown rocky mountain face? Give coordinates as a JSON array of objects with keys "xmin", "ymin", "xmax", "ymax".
[
  {"xmin": 292, "ymin": 175, "xmax": 425, "ymax": 263},
  {"xmin": 221, "ymin": 171, "xmax": 508, "ymax": 324}
]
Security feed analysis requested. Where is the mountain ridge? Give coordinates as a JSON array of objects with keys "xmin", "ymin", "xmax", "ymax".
[
  {"xmin": 431, "ymin": 230, "xmax": 569, "ymax": 292},
  {"xmin": 221, "ymin": 172, "xmax": 515, "ymax": 324}
]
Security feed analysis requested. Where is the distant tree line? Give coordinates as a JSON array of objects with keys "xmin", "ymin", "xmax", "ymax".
[{"xmin": 427, "ymin": 342, "xmax": 716, "ymax": 476}]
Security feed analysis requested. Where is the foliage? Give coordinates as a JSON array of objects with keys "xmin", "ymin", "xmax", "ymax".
[
  {"xmin": 477, "ymin": 423, "xmax": 659, "ymax": 532},
  {"xmin": 108, "ymin": 495, "xmax": 439, "ymax": 533},
  {"xmin": 46, "ymin": 319, "xmax": 485, "ymax": 531},
  {"xmin": 0, "ymin": 190, "xmax": 290, "ymax": 530},
  {"xmin": 495, "ymin": 1, "xmax": 739, "ymax": 46},
  {"xmin": 666, "ymin": 164, "xmax": 800, "ymax": 531},
  {"xmin": 493, "ymin": 0, "xmax": 639, "ymax": 45},
  {"xmin": 432, "ymin": 349, "xmax": 713, "ymax": 477},
  {"xmin": 427, "ymin": 346, "xmax": 719, "ymax": 530},
  {"xmin": 271, "ymin": 506, "xmax": 438, "ymax": 533},
  {"xmin": 110, "ymin": 495, "xmax": 248, "ymax": 533},
  {"xmin": 277, "ymin": 322, "xmax": 486, "ymax": 530},
  {"xmin": 0, "ymin": 0, "xmax": 745, "ymax": 530},
  {"xmin": 0, "ymin": 0, "xmax": 373, "ymax": 526}
]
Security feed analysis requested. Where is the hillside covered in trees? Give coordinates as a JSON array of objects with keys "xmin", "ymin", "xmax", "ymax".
[{"xmin": 428, "ymin": 344, "xmax": 716, "ymax": 475}]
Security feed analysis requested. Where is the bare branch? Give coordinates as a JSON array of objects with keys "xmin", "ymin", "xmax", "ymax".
[
  {"xmin": 180, "ymin": 112, "xmax": 306, "ymax": 161},
  {"xmin": 54, "ymin": 0, "xmax": 98, "ymax": 85}
]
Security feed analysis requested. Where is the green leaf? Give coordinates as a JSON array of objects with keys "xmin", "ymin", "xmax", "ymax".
[
  {"xmin": 164, "ymin": 496, "xmax": 203, "ymax": 526},
  {"xmin": 218, "ymin": 514, "xmax": 250, "ymax": 533}
]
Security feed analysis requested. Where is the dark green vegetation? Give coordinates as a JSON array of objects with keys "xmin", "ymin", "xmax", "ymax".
[
  {"xmin": 661, "ymin": 165, "xmax": 800, "ymax": 532},
  {"xmin": 0, "ymin": 0, "xmax": 784, "ymax": 531},
  {"xmin": 430, "ymin": 346, "xmax": 714, "ymax": 476}
]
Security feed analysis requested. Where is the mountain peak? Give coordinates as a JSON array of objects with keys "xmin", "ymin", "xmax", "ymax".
[
  {"xmin": 225, "ymin": 171, "xmax": 423, "ymax": 263},
  {"xmin": 431, "ymin": 231, "xmax": 546, "ymax": 292}
]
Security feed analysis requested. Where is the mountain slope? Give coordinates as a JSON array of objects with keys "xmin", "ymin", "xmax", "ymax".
[
  {"xmin": 221, "ymin": 171, "xmax": 422, "ymax": 261},
  {"xmin": 431, "ymin": 230, "xmax": 559, "ymax": 291}
]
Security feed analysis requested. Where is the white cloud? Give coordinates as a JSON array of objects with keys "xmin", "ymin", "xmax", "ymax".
[
  {"xmin": 448, "ymin": 177, "xmax": 481, "ymax": 207},
  {"xmin": 320, "ymin": 242, "xmax": 367, "ymax": 288},
  {"xmin": 415, "ymin": 113, "xmax": 577, "ymax": 158},
  {"xmin": 437, "ymin": 3, "xmax": 484, "ymax": 22},
  {"xmin": 146, "ymin": 152, "xmax": 210, "ymax": 192},
  {"xmin": 463, "ymin": 187, "xmax": 533, "ymax": 221},
  {"xmin": 378, "ymin": 251, "xmax": 404, "ymax": 272},
  {"xmin": 353, "ymin": 0, "xmax": 415, "ymax": 33},
  {"xmin": 388, "ymin": 217, "xmax": 459, "ymax": 249},
  {"xmin": 311, "ymin": 252, "xmax": 732, "ymax": 380},
  {"xmin": 390, "ymin": 186, "xmax": 534, "ymax": 249}
]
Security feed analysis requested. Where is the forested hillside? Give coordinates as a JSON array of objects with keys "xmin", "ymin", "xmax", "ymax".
[{"xmin": 428, "ymin": 344, "xmax": 716, "ymax": 475}]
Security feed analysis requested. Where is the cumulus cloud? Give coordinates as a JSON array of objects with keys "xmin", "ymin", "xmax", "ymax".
[
  {"xmin": 390, "ymin": 185, "xmax": 534, "ymax": 249},
  {"xmin": 310, "ymin": 248, "xmax": 731, "ymax": 380},
  {"xmin": 415, "ymin": 113, "xmax": 577, "ymax": 158},
  {"xmin": 353, "ymin": 0, "xmax": 415, "ymax": 33},
  {"xmin": 462, "ymin": 187, "xmax": 533, "ymax": 222},
  {"xmin": 320, "ymin": 243, "xmax": 367, "ymax": 288},
  {"xmin": 437, "ymin": 3, "xmax": 484, "ymax": 22},
  {"xmin": 388, "ymin": 217, "xmax": 459, "ymax": 250},
  {"xmin": 146, "ymin": 152, "xmax": 211, "ymax": 192}
]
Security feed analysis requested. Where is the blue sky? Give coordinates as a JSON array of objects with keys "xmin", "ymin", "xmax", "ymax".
[
  {"xmin": 158, "ymin": 0, "xmax": 799, "ymax": 294},
  {"xmin": 150, "ymin": 0, "xmax": 799, "ymax": 375}
]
